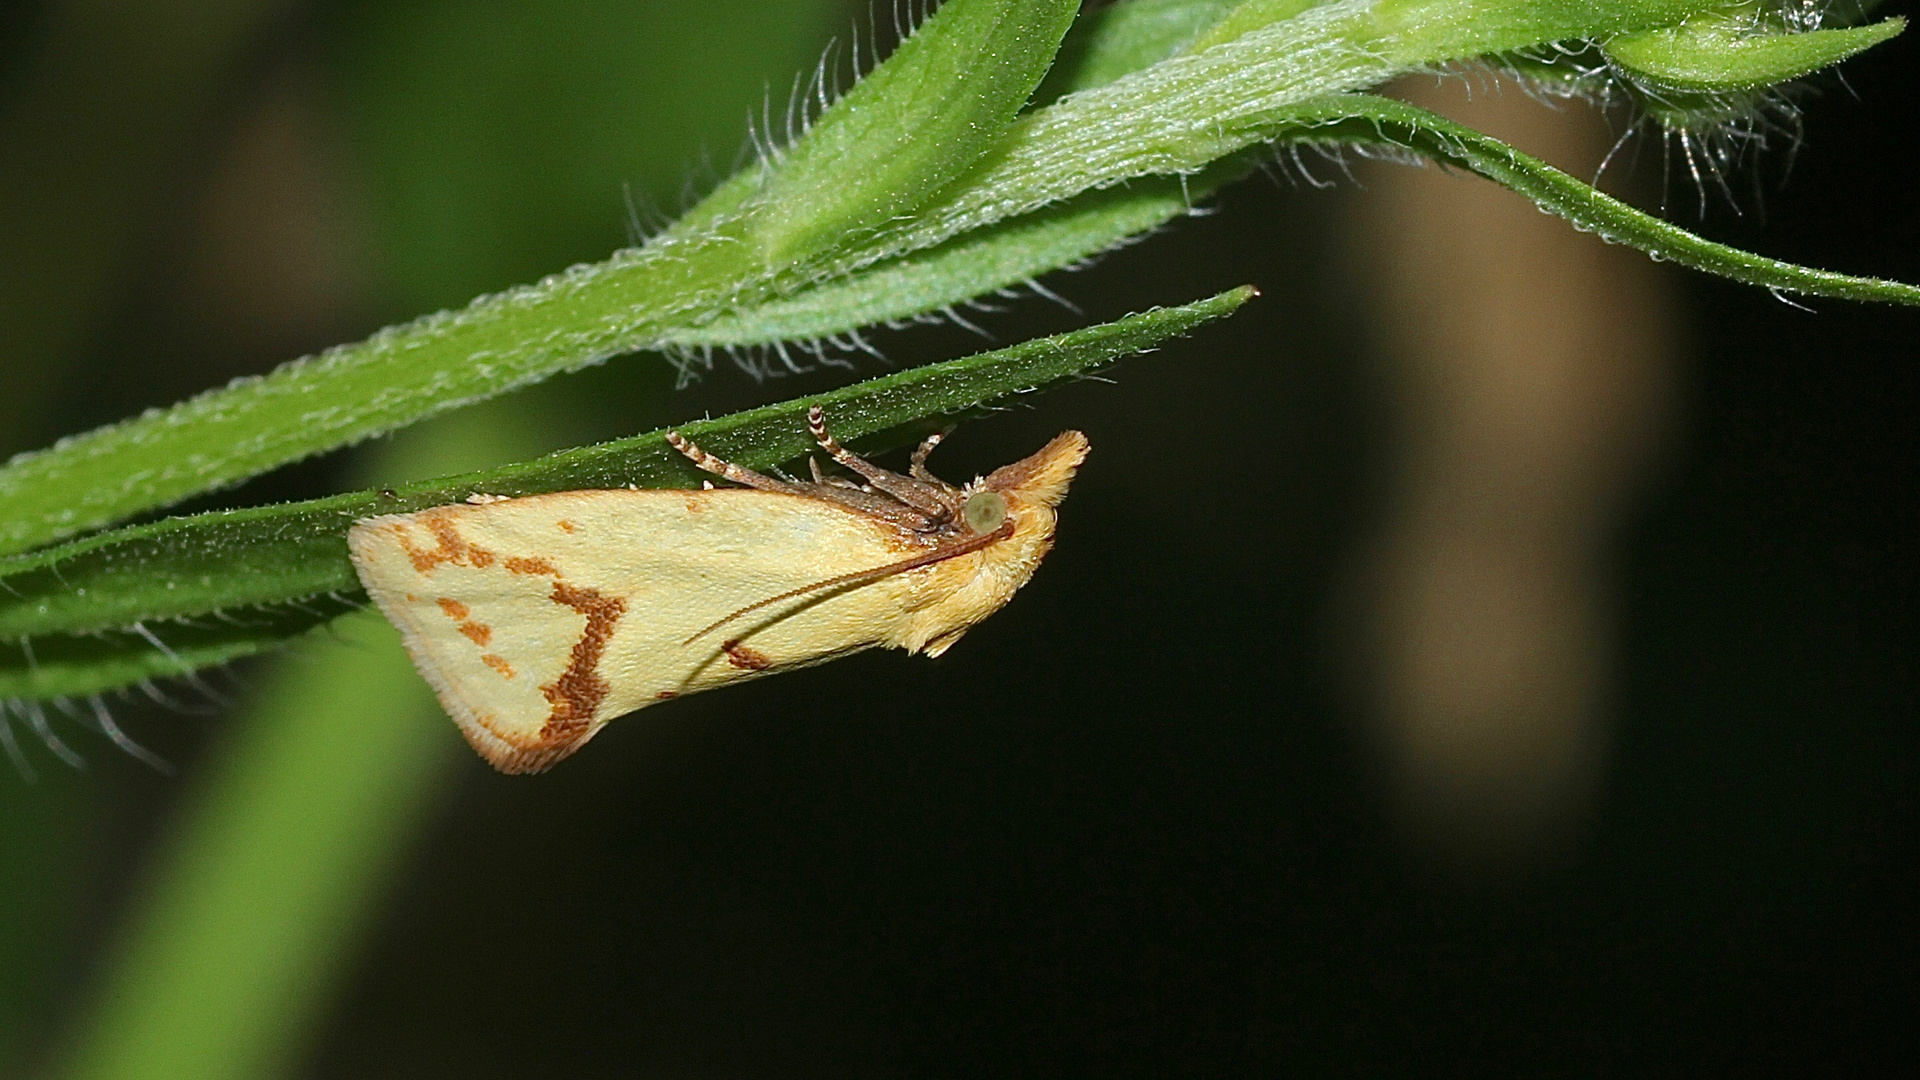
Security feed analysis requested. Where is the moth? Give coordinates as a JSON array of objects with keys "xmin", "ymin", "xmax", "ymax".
[{"xmin": 348, "ymin": 407, "xmax": 1089, "ymax": 773}]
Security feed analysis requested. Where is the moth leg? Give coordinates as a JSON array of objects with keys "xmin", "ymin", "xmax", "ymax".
[
  {"xmin": 807, "ymin": 455, "xmax": 867, "ymax": 490},
  {"xmin": 807, "ymin": 406, "xmax": 957, "ymax": 518},
  {"xmin": 909, "ymin": 429, "xmax": 962, "ymax": 491},
  {"xmin": 666, "ymin": 430, "xmax": 799, "ymax": 493}
]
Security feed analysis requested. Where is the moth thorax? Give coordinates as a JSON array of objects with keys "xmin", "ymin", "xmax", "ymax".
[{"xmin": 962, "ymin": 490, "xmax": 1007, "ymax": 535}]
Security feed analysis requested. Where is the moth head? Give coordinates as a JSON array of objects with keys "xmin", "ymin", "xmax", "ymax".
[{"xmin": 982, "ymin": 430, "xmax": 1091, "ymax": 511}]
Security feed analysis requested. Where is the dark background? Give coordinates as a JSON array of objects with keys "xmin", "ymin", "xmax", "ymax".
[{"xmin": 2, "ymin": 2, "xmax": 1915, "ymax": 1075}]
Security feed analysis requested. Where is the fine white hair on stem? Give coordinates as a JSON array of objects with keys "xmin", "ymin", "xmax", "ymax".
[
  {"xmin": 59, "ymin": 694, "xmax": 173, "ymax": 773},
  {"xmin": 1475, "ymin": 34, "xmax": 1813, "ymax": 221},
  {"xmin": 741, "ymin": 0, "xmax": 933, "ymax": 173},
  {"xmin": 2, "ymin": 700, "xmax": 36, "ymax": 779},
  {"xmin": 2, "ymin": 690, "xmax": 177, "ymax": 778},
  {"xmin": 5, "ymin": 638, "xmax": 70, "ymax": 775},
  {"xmin": 18, "ymin": 698, "xmax": 83, "ymax": 770},
  {"xmin": 129, "ymin": 621, "xmax": 231, "ymax": 709},
  {"xmin": 621, "ymin": 181, "xmax": 672, "ymax": 248},
  {"xmin": 665, "ymin": 336, "xmax": 858, "ymax": 386}
]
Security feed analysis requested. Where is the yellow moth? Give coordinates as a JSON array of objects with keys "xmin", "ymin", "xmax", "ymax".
[{"xmin": 348, "ymin": 407, "xmax": 1089, "ymax": 773}]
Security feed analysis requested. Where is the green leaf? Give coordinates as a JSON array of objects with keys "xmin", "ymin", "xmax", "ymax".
[
  {"xmin": 1036, "ymin": 0, "xmax": 1244, "ymax": 101},
  {"xmin": 747, "ymin": 0, "xmax": 1082, "ymax": 266},
  {"xmin": 1182, "ymin": 0, "xmax": 1331, "ymax": 53},
  {"xmin": 1277, "ymin": 93, "xmax": 1920, "ymax": 304},
  {"xmin": 0, "ymin": 231, "xmax": 750, "ymax": 558},
  {"xmin": 662, "ymin": 162, "xmax": 1248, "ymax": 355},
  {"xmin": 1605, "ymin": 13, "xmax": 1905, "ymax": 93},
  {"xmin": 0, "ymin": 288, "xmax": 1255, "ymax": 701},
  {"xmin": 827, "ymin": 0, "xmax": 1736, "ymax": 271},
  {"xmin": 677, "ymin": 0, "xmax": 1277, "ymax": 360}
]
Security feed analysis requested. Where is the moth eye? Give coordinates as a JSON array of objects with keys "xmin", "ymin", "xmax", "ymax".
[{"xmin": 962, "ymin": 491, "xmax": 1007, "ymax": 535}]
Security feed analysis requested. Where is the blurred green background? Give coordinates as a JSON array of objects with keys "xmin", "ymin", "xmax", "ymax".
[{"xmin": 3, "ymin": 1, "xmax": 1917, "ymax": 1075}]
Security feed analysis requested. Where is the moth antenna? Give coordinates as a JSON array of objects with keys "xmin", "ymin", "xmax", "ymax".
[
  {"xmin": 683, "ymin": 519, "xmax": 1014, "ymax": 646},
  {"xmin": 1658, "ymin": 127, "xmax": 1674, "ymax": 217},
  {"xmin": 666, "ymin": 430, "xmax": 798, "ymax": 493}
]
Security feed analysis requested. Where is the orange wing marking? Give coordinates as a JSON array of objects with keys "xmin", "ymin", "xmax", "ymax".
[
  {"xmin": 397, "ymin": 509, "xmax": 495, "ymax": 572},
  {"xmin": 538, "ymin": 582, "xmax": 626, "ymax": 743},
  {"xmin": 721, "ymin": 640, "xmax": 773, "ymax": 671}
]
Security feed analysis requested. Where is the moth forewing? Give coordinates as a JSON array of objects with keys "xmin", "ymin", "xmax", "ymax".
[
  {"xmin": 348, "ymin": 425, "xmax": 1089, "ymax": 773},
  {"xmin": 349, "ymin": 492, "xmax": 925, "ymax": 772}
]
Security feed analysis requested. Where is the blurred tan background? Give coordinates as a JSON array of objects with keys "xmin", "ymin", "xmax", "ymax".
[{"xmin": 1341, "ymin": 73, "xmax": 1678, "ymax": 878}]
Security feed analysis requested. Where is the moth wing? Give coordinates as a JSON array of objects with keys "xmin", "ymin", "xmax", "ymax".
[{"xmin": 349, "ymin": 490, "xmax": 919, "ymax": 773}]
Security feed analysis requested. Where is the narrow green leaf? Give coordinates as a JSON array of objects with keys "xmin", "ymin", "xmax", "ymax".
[
  {"xmin": 679, "ymin": 0, "xmax": 1270, "ymax": 355},
  {"xmin": 1036, "ymin": 0, "xmax": 1243, "ymax": 101},
  {"xmin": 748, "ymin": 0, "xmax": 1082, "ymax": 265},
  {"xmin": 0, "ymin": 231, "xmax": 760, "ymax": 558},
  {"xmin": 1606, "ymin": 14, "xmax": 1904, "ymax": 92},
  {"xmin": 663, "ymin": 163, "xmax": 1248, "ymax": 353},
  {"xmin": 828, "ymin": 0, "xmax": 1733, "ymax": 272},
  {"xmin": 1360, "ymin": 1, "xmax": 1725, "ymax": 58},
  {"xmin": 1183, "ymin": 0, "xmax": 1330, "ymax": 53},
  {"xmin": 0, "ymin": 288, "xmax": 1255, "ymax": 700},
  {"xmin": 1281, "ymin": 94, "xmax": 1920, "ymax": 304}
]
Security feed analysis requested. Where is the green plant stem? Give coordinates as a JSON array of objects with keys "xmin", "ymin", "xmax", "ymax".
[
  {"xmin": 49, "ymin": 609, "xmax": 459, "ymax": 1080},
  {"xmin": 0, "ymin": 289, "xmax": 1254, "ymax": 701},
  {"xmin": 1298, "ymin": 94, "xmax": 1920, "ymax": 303}
]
